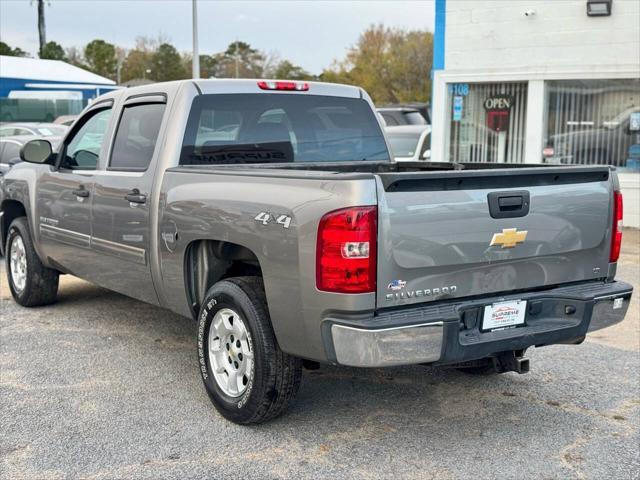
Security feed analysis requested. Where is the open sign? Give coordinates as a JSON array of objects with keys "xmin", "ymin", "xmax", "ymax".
[{"xmin": 484, "ymin": 95, "xmax": 514, "ymax": 111}]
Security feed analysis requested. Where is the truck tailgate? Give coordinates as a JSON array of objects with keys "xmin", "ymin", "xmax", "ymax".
[{"xmin": 376, "ymin": 167, "xmax": 613, "ymax": 309}]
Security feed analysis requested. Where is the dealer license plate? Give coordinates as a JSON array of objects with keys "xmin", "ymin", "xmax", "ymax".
[{"xmin": 482, "ymin": 300, "xmax": 527, "ymax": 331}]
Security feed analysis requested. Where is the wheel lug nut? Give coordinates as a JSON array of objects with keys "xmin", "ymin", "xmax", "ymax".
[
  {"xmin": 226, "ymin": 343, "xmax": 230, "ymax": 350},
  {"xmin": 236, "ymin": 340, "xmax": 241, "ymax": 348},
  {"xmin": 234, "ymin": 361, "xmax": 238, "ymax": 368},
  {"xmin": 228, "ymin": 356, "xmax": 232, "ymax": 363},
  {"xmin": 230, "ymin": 335, "xmax": 234, "ymax": 342},
  {"xmin": 238, "ymin": 353, "xmax": 243, "ymax": 361}
]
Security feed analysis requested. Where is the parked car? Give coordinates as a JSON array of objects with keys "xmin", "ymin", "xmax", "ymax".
[
  {"xmin": 385, "ymin": 125, "xmax": 431, "ymax": 161},
  {"xmin": 1, "ymin": 79, "xmax": 632, "ymax": 425},
  {"xmin": 53, "ymin": 115, "xmax": 78, "ymax": 127},
  {"xmin": 377, "ymin": 106, "xmax": 428, "ymax": 126},
  {"xmin": 544, "ymin": 107, "xmax": 640, "ymax": 166},
  {"xmin": 0, "ymin": 122, "xmax": 68, "ymax": 138},
  {"xmin": 0, "ymin": 135, "xmax": 62, "ymax": 175}
]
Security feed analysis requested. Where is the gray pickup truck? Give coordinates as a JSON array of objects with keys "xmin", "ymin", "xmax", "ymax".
[{"xmin": 1, "ymin": 79, "xmax": 633, "ymax": 424}]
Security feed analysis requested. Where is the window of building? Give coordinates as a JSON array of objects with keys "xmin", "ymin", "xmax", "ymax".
[
  {"xmin": 446, "ymin": 82, "xmax": 528, "ymax": 164},
  {"xmin": 543, "ymin": 79, "xmax": 640, "ymax": 166},
  {"xmin": 110, "ymin": 102, "xmax": 166, "ymax": 171}
]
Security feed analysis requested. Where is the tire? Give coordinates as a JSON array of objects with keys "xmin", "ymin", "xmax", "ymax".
[
  {"xmin": 5, "ymin": 217, "xmax": 59, "ymax": 307},
  {"xmin": 197, "ymin": 276, "xmax": 302, "ymax": 424}
]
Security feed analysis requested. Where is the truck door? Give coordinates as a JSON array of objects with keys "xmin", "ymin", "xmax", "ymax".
[
  {"xmin": 36, "ymin": 102, "xmax": 114, "ymax": 279},
  {"xmin": 89, "ymin": 95, "xmax": 167, "ymax": 305}
]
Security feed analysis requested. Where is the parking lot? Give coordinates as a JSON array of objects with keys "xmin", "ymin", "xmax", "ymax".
[{"xmin": 1, "ymin": 230, "xmax": 638, "ymax": 479}]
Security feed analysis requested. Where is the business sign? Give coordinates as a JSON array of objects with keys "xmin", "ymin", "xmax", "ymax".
[
  {"xmin": 453, "ymin": 96, "xmax": 463, "ymax": 122},
  {"xmin": 483, "ymin": 95, "xmax": 514, "ymax": 111}
]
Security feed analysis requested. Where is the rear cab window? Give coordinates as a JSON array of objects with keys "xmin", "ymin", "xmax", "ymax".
[
  {"xmin": 110, "ymin": 102, "xmax": 166, "ymax": 171},
  {"xmin": 180, "ymin": 94, "xmax": 389, "ymax": 165}
]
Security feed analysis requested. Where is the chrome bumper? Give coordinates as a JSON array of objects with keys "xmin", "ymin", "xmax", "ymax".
[
  {"xmin": 331, "ymin": 322, "xmax": 443, "ymax": 367},
  {"xmin": 327, "ymin": 281, "xmax": 632, "ymax": 368}
]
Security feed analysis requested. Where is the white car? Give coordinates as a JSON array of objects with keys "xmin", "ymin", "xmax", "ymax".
[{"xmin": 385, "ymin": 125, "xmax": 431, "ymax": 161}]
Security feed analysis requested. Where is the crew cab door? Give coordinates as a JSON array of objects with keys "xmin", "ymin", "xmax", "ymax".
[
  {"xmin": 36, "ymin": 102, "xmax": 114, "ymax": 279},
  {"xmin": 89, "ymin": 95, "xmax": 166, "ymax": 305}
]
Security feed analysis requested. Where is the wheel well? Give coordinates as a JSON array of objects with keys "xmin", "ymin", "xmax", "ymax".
[
  {"xmin": 1, "ymin": 200, "xmax": 27, "ymax": 253},
  {"xmin": 184, "ymin": 240, "xmax": 262, "ymax": 317}
]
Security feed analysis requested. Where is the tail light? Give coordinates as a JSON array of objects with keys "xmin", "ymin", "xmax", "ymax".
[
  {"xmin": 316, "ymin": 206, "xmax": 377, "ymax": 293},
  {"xmin": 610, "ymin": 191, "xmax": 623, "ymax": 262},
  {"xmin": 257, "ymin": 81, "xmax": 309, "ymax": 91}
]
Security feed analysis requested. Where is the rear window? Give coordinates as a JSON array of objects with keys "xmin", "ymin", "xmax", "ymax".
[
  {"xmin": 403, "ymin": 111, "xmax": 427, "ymax": 125},
  {"xmin": 180, "ymin": 94, "xmax": 389, "ymax": 165},
  {"xmin": 387, "ymin": 132, "xmax": 421, "ymax": 157}
]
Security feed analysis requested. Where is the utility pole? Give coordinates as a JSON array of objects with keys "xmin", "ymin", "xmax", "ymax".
[
  {"xmin": 192, "ymin": 0, "xmax": 200, "ymax": 79},
  {"xmin": 37, "ymin": 0, "xmax": 46, "ymax": 57}
]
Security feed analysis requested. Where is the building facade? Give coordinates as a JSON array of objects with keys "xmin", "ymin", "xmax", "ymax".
[
  {"xmin": 431, "ymin": 0, "xmax": 640, "ymax": 225},
  {"xmin": 0, "ymin": 55, "xmax": 118, "ymax": 122}
]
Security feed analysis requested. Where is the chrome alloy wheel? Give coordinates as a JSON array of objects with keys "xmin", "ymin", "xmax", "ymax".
[
  {"xmin": 9, "ymin": 235, "xmax": 27, "ymax": 293},
  {"xmin": 208, "ymin": 308, "xmax": 254, "ymax": 397}
]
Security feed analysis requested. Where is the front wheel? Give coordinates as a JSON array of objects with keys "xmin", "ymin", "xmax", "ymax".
[
  {"xmin": 197, "ymin": 276, "xmax": 302, "ymax": 424},
  {"xmin": 5, "ymin": 217, "xmax": 59, "ymax": 306}
]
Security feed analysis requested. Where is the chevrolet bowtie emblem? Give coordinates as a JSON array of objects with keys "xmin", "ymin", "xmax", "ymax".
[{"xmin": 490, "ymin": 228, "xmax": 528, "ymax": 248}]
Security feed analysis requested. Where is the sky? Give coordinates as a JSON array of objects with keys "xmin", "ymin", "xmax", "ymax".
[{"xmin": 0, "ymin": 0, "xmax": 435, "ymax": 74}]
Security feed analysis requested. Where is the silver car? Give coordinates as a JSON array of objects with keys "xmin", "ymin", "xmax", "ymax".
[{"xmin": 385, "ymin": 125, "xmax": 431, "ymax": 161}]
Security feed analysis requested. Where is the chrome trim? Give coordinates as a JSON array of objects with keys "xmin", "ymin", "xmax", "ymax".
[
  {"xmin": 588, "ymin": 296, "xmax": 630, "ymax": 332},
  {"xmin": 91, "ymin": 236, "xmax": 147, "ymax": 265},
  {"xmin": 39, "ymin": 224, "xmax": 90, "ymax": 248},
  {"xmin": 331, "ymin": 321, "xmax": 443, "ymax": 367}
]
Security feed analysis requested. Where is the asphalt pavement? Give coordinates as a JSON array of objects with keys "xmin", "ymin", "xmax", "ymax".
[{"xmin": 1, "ymin": 230, "xmax": 639, "ymax": 479}]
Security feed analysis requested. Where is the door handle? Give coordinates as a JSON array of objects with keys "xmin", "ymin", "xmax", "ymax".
[
  {"xmin": 72, "ymin": 187, "xmax": 90, "ymax": 198},
  {"xmin": 487, "ymin": 190, "xmax": 530, "ymax": 219},
  {"xmin": 125, "ymin": 189, "xmax": 147, "ymax": 204}
]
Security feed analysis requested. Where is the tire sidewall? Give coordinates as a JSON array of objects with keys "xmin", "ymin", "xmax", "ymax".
[
  {"xmin": 197, "ymin": 283, "xmax": 269, "ymax": 423},
  {"xmin": 5, "ymin": 221, "xmax": 30, "ymax": 303}
]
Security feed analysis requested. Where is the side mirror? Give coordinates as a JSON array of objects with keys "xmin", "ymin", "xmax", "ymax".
[
  {"xmin": 20, "ymin": 139, "xmax": 54, "ymax": 165},
  {"xmin": 422, "ymin": 149, "xmax": 431, "ymax": 160}
]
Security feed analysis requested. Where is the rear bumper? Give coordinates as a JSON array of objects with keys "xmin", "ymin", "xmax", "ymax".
[{"xmin": 324, "ymin": 280, "xmax": 633, "ymax": 367}]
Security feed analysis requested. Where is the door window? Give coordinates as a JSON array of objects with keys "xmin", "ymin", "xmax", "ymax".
[
  {"xmin": 61, "ymin": 107, "xmax": 112, "ymax": 170},
  {"xmin": 110, "ymin": 102, "xmax": 166, "ymax": 171}
]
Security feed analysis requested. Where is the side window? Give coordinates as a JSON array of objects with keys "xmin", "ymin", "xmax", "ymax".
[
  {"xmin": 62, "ymin": 107, "xmax": 112, "ymax": 170},
  {"xmin": 381, "ymin": 113, "xmax": 398, "ymax": 126},
  {"xmin": 1, "ymin": 142, "xmax": 21, "ymax": 163},
  {"xmin": 110, "ymin": 102, "xmax": 166, "ymax": 171}
]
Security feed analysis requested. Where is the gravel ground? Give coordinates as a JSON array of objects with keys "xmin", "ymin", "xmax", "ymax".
[{"xmin": 1, "ymin": 230, "xmax": 638, "ymax": 480}]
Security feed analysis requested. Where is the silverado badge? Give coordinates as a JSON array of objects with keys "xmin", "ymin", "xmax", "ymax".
[{"xmin": 490, "ymin": 228, "xmax": 528, "ymax": 248}]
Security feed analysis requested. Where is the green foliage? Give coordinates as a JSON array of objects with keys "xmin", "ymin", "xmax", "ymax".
[
  {"xmin": 40, "ymin": 41, "xmax": 66, "ymax": 61},
  {"xmin": 151, "ymin": 43, "xmax": 188, "ymax": 81},
  {"xmin": 0, "ymin": 41, "xmax": 28, "ymax": 57},
  {"xmin": 271, "ymin": 60, "xmax": 313, "ymax": 81},
  {"xmin": 121, "ymin": 49, "xmax": 153, "ymax": 82},
  {"xmin": 322, "ymin": 24, "xmax": 433, "ymax": 103},
  {"xmin": 214, "ymin": 41, "xmax": 265, "ymax": 78},
  {"xmin": 84, "ymin": 39, "xmax": 117, "ymax": 79}
]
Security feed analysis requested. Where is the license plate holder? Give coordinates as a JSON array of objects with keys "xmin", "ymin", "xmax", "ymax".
[{"xmin": 482, "ymin": 300, "xmax": 527, "ymax": 332}]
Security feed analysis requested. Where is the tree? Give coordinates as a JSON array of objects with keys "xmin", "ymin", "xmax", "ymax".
[
  {"xmin": 121, "ymin": 49, "xmax": 152, "ymax": 82},
  {"xmin": 0, "ymin": 41, "xmax": 28, "ymax": 57},
  {"xmin": 84, "ymin": 39, "xmax": 117, "ymax": 79},
  {"xmin": 40, "ymin": 41, "xmax": 66, "ymax": 61},
  {"xmin": 272, "ymin": 60, "xmax": 314, "ymax": 80},
  {"xmin": 214, "ymin": 41, "xmax": 265, "ymax": 78},
  {"xmin": 151, "ymin": 43, "xmax": 188, "ymax": 81},
  {"xmin": 322, "ymin": 24, "xmax": 433, "ymax": 104},
  {"xmin": 65, "ymin": 46, "xmax": 85, "ymax": 68}
]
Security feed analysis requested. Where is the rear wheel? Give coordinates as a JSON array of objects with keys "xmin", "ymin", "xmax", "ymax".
[
  {"xmin": 197, "ymin": 276, "xmax": 302, "ymax": 424},
  {"xmin": 5, "ymin": 217, "xmax": 59, "ymax": 306}
]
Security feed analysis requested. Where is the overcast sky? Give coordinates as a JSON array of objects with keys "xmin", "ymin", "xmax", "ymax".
[{"xmin": 0, "ymin": 0, "xmax": 434, "ymax": 74}]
